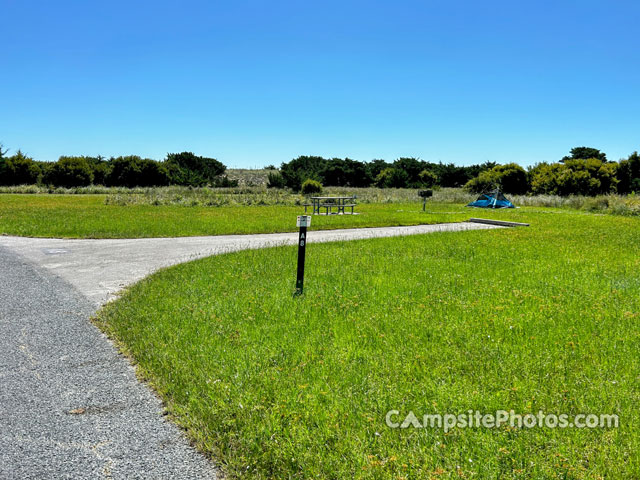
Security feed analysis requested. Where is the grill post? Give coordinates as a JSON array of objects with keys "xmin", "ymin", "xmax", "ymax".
[{"xmin": 418, "ymin": 189, "xmax": 433, "ymax": 211}]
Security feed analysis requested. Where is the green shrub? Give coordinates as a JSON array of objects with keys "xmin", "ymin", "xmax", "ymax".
[
  {"xmin": 321, "ymin": 158, "xmax": 373, "ymax": 187},
  {"xmin": 279, "ymin": 156, "xmax": 498, "ymax": 189},
  {"xmin": 418, "ymin": 169, "xmax": 438, "ymax": 188},
  {"xmin": 106, "ymin": 156, "xmax": 170, "ymax": 187},
  {"xmin": 465, "ymin": 163, "xmax": 529, "ymax": 194},
  {"xmin": 366, "ymin": 159, "xmax": 391, "ymax": 180},
  {"xmin": 375, "ymin": 168, "xmax": 409, "ymax": 188},
  {"xmin": 616, "ymin": 152, "xmax": 640, "ymax": 194},
  {"xmin": 0, "ymin": 158, "xmax": 7, "ymax": 182},
  {"xmin": 464, "ymin": 172, "xmax": 496, "ymax": 193},
  {"xmin": 493, "ymin": 163, "xmax": 529, "ymax": 194},
  {"xmin": 267, "ymin": 171, "xmax": 286, "ymax": 189},
  {"xmin": 91, "ymin": 161, "xmax": 110, "ymax": 185},
  {"xmin": 280, "ymin": 156, "xmax": 326, "ymax": 191},
  {"xmin": 43, "ymin": 156, "xmax": 94, "ymax": 187},
  {"xmin": 0, "ymin": 143, "xmax": 8, "ymax": 179},
  {"xmin": 435, "ymin": 161, "xmax": 493, "ymax": 187},
  {"xmin": 530, "ymin": 159, "xmax": 618, "ymax": 196},
  {"xmin": 300, "ymin": 178, "xmax": 323, "ymax": 195},
  {"xmin": 165, "ymin": 152, "xmax": 226, "ymax": 186},
  {"xmin": 1, "ymin": 151, "xmax": 41, "ymax": 185},
  {"xmin": 393, "ymin": 157, "xmax": 423, "ymax": 187}
]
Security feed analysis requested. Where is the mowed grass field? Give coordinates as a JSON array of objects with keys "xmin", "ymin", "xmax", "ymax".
[
  {"xmin": 95, "ymin": 210, "xmax": 640, "ymax": 479},
  {"xmin": 1, "ymin": 193, "xmax": 515, "ymax": 238}
]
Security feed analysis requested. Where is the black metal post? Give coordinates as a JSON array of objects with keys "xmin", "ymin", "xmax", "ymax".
[
  {"xmin": 295, "ymin": 215, "xmax": 310, "ymax": 296},
  {"xmin": 295, "ymin": 226, "xmax": 307, "ymax": 295}
]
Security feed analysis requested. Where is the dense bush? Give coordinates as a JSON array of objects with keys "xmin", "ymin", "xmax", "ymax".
[
  {"xmin": 106, "ymin": 156, "xmax": 170, "ymax": 187},
  {"xmin": 392, "ymin": 157, "xmax": 424, "ymax": 187},
  {"xmin": 459, "ymin": 147, "xmax": 631, "ymax": 197},
  {"xmin": 266, "ymin": 171, "xmax": 286, "ymax": 189},
  {"xmin": 0, "ymin": 144, "xmax": 8, "ymax": 180},
  {"xmin": 418, "ymin": 169, "xmax": 438, "ymax": 188},
  {"xmin": 0, "ymin": 146, "xmax": 230, "ymax": 188},
  {"xmin": 464, "ymin": 172, "xmax": 495, "ymax": 194},
  {"xmin": 321, "ymin": 158, "xmax": 373, "ymax": 187},
  {"xmin": 301, "ymin": 178, "xmax": 323, "ymax": 195},
  {"xmin": 278, "ymin": 156, "xmax": 494, "ymax": 190},
  {"xmin": 617, "ymin": 152, "xmax": 640, "ymax": 194},
  {"xmin": 530, "ymin": 159, "xmax": 618, "ymax": 196},
  {"xmin": 435, "ymin": 162, "xmax": 496, "ymax": 187},
  {"xmin": 465, "ymin": 163, "xmax": 529, "ymax": 194},
  {"xmin": 165, "ymin": 152, "xmax": 226, "ymax": 186},
  {"xmin": 366, "ymin": 159, "xmax": 391, "ymax": 179},
  {"xmin": 0, "ymin": 155, "xmax": 8, "ymax": 183},
  {"xmin": 42, "ymin": 156, "xmax": 93, "ymax": 187},
  {"xmin": 37, "ymin": 155, "xmax": 110, "ymax": 187},
  {"xmin": 280, "ymin": 156, "xmax": 326, "ymax": 191},
  {"xmin": 0, "ymin": 151, "xmax": 41, "ymax": 185},
  {"xmin": 375, "ymin": 168, "xmax": 409, "ymax": 188},
  {"xmin": 85, "ymin": 156, "xmax": 110, "ymax": 185}
]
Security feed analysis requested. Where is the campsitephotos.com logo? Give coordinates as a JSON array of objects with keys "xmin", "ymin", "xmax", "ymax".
[{"xmin": 385, "ymin": 410, "xmax": 619, "ymax": 433}]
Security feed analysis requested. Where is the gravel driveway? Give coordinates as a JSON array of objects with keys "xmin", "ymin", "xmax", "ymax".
[{"xmin": 0, "ymin": 246, "xmax": 219, "ymax": 479}]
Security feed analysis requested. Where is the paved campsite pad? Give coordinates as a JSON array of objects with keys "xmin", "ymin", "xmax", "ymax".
[
  {"xmin": 0, "ymin": 222, "xmax": 502, "ymax": 478},
  {"xmin": 0, "ymin": 222, "xmax": 502, "ymax": 305}
]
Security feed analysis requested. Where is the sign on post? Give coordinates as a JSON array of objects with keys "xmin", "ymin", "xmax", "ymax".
[
  {"xmin": 297, "ymin": 215, "xmax": 311, "ymax": 228},
  {"xmin": 295, "ymin": 216, "xmax": 311, "ymax": 295}
]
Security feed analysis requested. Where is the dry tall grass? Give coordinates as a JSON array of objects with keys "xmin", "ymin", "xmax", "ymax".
[{"xmin": 1, "ymin": 183, "xmax": 638, "ymax": 216}]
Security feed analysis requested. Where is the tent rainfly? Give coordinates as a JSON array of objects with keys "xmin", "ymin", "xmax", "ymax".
[{"xmin": 467, "ymin": 190, "xmax": 515, "ymax": 209}]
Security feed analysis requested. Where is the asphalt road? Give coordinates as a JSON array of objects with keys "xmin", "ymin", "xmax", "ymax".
[{"xmin": 0, "ymin": 246, "xmax": 219, "ymax": 479}]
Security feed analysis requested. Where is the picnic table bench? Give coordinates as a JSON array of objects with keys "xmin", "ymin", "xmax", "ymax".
[{"xmin": 304, "ymin": 196, "xmax": 357, "ymax": 215}]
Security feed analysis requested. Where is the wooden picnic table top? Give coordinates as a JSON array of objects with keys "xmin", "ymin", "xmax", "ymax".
[
  {"xmin": 305, "ymin": 196, "xmax": 358, "ymax": 215},
  {"xmin": 310, "ymin": 196, "xmax": 355, "ymax": 200}
]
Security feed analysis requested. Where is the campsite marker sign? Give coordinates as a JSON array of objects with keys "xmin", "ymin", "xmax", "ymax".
[{"xmin": 295, "ymin": 216, "xmax": 311, "ymax": 296}]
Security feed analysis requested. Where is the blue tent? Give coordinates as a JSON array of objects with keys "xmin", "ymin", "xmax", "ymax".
[{"xmin": 467, "ymin": 190, "xmax": 515, "ymax": 209}]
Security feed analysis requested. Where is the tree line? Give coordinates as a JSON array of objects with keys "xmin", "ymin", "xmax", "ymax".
[
  {"xmin": 269, "ymin": 147, "xmax": 640, "ymax": 196},
  {"xmin": 268, "ymin": 156, "xmax": 496, "ymax": 191},
  {"xmin": 2, "ymin": 143, "xmax": 638, "ymax": 196},
  {"xmin": 0, "ymin": 148, "xmax": 236, "ymax": 188},
  {"xmin": 465, "ymin": 147, "xmax": 640, "ymax": 196}
]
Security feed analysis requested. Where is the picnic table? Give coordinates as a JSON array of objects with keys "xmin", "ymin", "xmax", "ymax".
[{"xmin": 305, "ymin": 196, "xmax": 357, "ymax": 215}]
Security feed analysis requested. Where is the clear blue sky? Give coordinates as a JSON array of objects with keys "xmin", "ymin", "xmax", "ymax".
[{"xmin": 2, "ymin": 0, "xmax": 639, "ymax": 168}]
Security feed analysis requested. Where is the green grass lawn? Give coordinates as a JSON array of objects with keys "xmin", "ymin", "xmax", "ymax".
[
  {"xmin": 95, "ymin": 210, "xmax": 640, "ymax": 479},
  {"xmin": 0, "ymin": 193, "xmax": 532, "ymax": 238}
]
